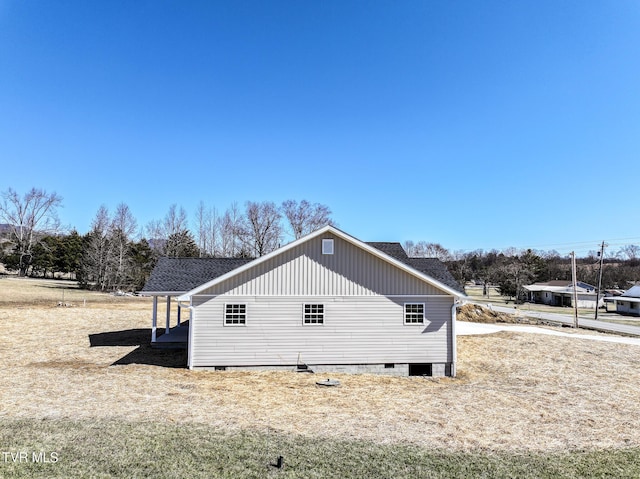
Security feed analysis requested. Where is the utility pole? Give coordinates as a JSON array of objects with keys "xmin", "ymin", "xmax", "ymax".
[
  {"xmin": 594, "ymin": 241, "xmax": 607, "ymax": 320},
  {"xmin": 571, "ymin": 251, "xmax": 579, "ymax": 328}
]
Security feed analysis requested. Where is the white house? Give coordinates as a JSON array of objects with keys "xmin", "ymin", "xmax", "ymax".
[
  {"xmin": 607, "ymin": 285, "xmax": 640, "ymax": 316},
  {"xmin": 523, "ymin": 280, "xmax": 600, "ymax": 309},
  {"xmin": 141, "ymin": 226, "xmax": 465, "ymax": 377}
]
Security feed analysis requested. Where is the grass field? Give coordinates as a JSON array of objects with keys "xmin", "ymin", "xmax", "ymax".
[{"xmin": 2, "ymin": 277, "xmax": 640, "ymax": 477}]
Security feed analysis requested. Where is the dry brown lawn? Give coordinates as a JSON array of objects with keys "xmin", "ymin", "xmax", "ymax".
[{"xmin": 1, "ymin": 276, "xmax": 640, "ymax": 453}]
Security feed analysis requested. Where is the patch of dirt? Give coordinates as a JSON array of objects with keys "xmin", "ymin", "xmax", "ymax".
[
  {"xmin": 457, "ymin": 303, "xmax": 537, "ymax": 324},
  {"xmin": 27, "ymin": 360, "xmax": 106, "ymax": 370}
]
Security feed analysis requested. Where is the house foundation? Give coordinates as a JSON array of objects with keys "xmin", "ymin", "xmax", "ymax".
[{"xmin": 192, "ymin": 362, "xmax": 453, "ymax": 377}]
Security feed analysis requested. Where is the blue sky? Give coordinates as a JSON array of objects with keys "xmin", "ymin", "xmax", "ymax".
[{"xmin": 1, "ymin": 1, "xmax": 639, "ymax": 256}]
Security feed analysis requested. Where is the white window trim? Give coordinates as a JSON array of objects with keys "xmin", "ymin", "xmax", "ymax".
[
  {"xmin": 224, "ymin": 303, "xmax": 247, "ymax": 326},
  {"xmin": 322, "ymin": 238, "xmax": 334, "ymax": 255},
  {"xmin": 404, "ymin": 302, "xmax": 425, "ymax": 325},
  {"xmin": 302, "ymin": 303, "xmax": 325, "ymax": 325}
]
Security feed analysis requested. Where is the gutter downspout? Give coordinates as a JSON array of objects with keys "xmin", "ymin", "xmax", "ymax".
[
  {"xmin": 178, "ymin": 299, "xmax": 194, "ymax": 370},
  {"xmin": 451, "ymin": 298, "xmax": 464, "ymax": 378}
]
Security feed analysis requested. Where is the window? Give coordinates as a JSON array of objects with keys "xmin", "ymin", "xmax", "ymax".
[
  {"xmin": 225, "ymin": 304, "xmax": 246, "ymax": 325},
  {"xmin": 304, "ymin": 304, "xmax": 324, "ymax": 324},
  {"xmin": 404, "ymin": 303, "xmax": 425, "ymax": 324},
  {"xmin": 322, "ymin": 239, "xmax": 334, "ymax": 255}
]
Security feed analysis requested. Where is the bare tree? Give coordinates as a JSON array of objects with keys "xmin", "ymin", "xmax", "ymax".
[
  {"xmin": 0, "ymin": 187, "xmax": 62, "ymax": 276},
  {"xmin": 195, "ymin": 201, "xmax": 220, "ymax": 257},
  {"xmin": 403, "ymin": 240, "xmax": 451, "ymax": 261},
  {"xmin": 145, "ymin": 219, "xmax": 164, "ymax": 252},
  {"xmin": 163, "ymin": 204, "xmax": 188, "ymax": 238},
  {"xmin": 109, "ymin": 203, "xmax": 137, "ymax": 289},
  {"xmin": 145, "ymin": 204, "xmax": 189, "ymax": 255},
  {"xmin": 402, "ymin": 240, "xmax": 415, "ymax": 256},
  {"xmin": 219, "ymin": 202, "xmax": 244, "ymax": 257},
  {"xmin": 81, "ymin": 205, "xmax": 111, "ymax": 290},
  {"xmin": 281, "ymin": 199, "xmax": 333, "ymax": 239},
  {"xmin": 424, "ymin": 243, "xmax": 451, "ymax": 261},
  {"xmin": 111, "ymin": 203, "xmax": 138, "ymax": 240},
  {"xmin": 241, "ymin": 201, "xmax": 282, "ymax": 257},
  {"xmin": 619, "ymin": 244, "xmax": 640, "ymax": 262}
]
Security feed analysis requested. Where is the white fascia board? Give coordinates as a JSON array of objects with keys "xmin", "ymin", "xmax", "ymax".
[
  {"xmin": 613, "ymin": 296, "xmax": 640, "ymax": 303},
  {"xmin": 525, "ymin": 285, "xmax": 592, "ymax": 294},
  {"xmin": 178, "ymin": 224, "xmax": 465, "ymax": 301},
  {"xmin": 139, "ymin": 291, "xmax": 187, "ymax": 297},
  {"xmin": 524, "ymin": 286, "xmax": 567, "ymax": 293}
]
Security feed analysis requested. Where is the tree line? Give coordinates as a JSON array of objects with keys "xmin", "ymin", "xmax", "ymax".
[
  {"xmin": 0, "ymin": 188, "xmax": 333, "ymax": 291},
  {"xmin": 2, "ymin": 187, "xmax": 639, "ymax": 297},
  {"xmin": 404, "ymin": 240, "xmax": 640, "ymax": 301}
]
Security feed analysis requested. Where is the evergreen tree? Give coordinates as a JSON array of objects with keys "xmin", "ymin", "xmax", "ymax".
[
  {"xmin": 130, "ymin": 239, "xmax": 157, "ymax": 290},
  {"xmin": 56, "ymin": 230, "xmax": 84, "ymax": 279},
  {"xmin": 165, "ymin": 229, "xmax": 199, "ymax": 257}
]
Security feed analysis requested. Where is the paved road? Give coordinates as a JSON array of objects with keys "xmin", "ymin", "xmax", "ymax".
[{"xmin": 469, "ymin": 302, "xmax": 640, "ymax": 337}]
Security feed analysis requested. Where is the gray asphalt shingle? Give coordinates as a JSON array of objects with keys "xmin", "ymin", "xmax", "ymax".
[{"xmin": 140, "ymin": 257, "xmax": 253, "ymax": 293}]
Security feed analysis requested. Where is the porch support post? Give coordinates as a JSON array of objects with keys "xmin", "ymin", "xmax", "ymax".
[
  {"xmin": 166, "ymin": 296, "xmax": 171, "ymax": 334},
  {"xmin": 151, "ymin": 296, "xmax": 158, "ymax": 343},
  {"xmin": 177, "ymin": 304, "xmax": 181, "ymax": 327}
]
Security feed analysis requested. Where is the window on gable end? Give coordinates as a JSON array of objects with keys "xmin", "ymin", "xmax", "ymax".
[{"xmin": 322, "ymin": 239, "xmax": 334, "ymax": 255}]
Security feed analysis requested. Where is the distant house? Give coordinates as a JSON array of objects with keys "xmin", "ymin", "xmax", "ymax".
[
  {"xmin": 141, "ymin": 225, "xmax": 465, "ymax": 377},
  {"xmin": 606, "ymin": 285, "xmax": 640, "ymax": 316},
  {"xmin": 523, "ymin": 280, "xmax": 600, "ymax": 309}
]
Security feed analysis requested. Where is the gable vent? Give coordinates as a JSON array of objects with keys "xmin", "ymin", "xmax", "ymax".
[{"xmin": 322, "ymin": 239, "xmax": 334, "ymax": 255}]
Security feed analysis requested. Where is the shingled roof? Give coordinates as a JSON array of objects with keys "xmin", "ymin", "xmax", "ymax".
[
  {"xmin": 364, "ymin": 242, "xmax": 462, "ymax": 293},
  {"xmin": 141, "ymin": 242, "xmax": 464, "ymax": 296},
  {"xmin": 365, "ymin": 242, "xmax": 410, "ymax": 262},
  {"xmin": 140, "ymin": 257, "xmax": 253, "ymax": 294},
  {"xmin": 406, "ymin": 258, "xmax": 465, "ymax": 294}
]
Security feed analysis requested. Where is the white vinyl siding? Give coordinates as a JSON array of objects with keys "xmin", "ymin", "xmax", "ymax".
[
  {"xmin": 190, "ymin": 295, "xmax": 453, "ymax": 368},
  {"xmin": 198, "ymin": 235, "xmax": 444, "ymax": 297}
]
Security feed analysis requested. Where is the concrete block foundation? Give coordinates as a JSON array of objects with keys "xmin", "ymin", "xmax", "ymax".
[{"xmin": 194, "ymin": 362, "xmax": 454, "ymax": 377}]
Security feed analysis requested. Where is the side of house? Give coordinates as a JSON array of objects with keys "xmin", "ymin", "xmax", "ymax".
[
  {"xmin": 610, "ymin": 285, "xmax": 640, "ymax": 316},
  {"xmin": 524, "ymin": 281, "xmax": 598, "ymax": 309},
  {"xmin": 180, "ymin": 226, "xmax": 463, "ymax": 377}
]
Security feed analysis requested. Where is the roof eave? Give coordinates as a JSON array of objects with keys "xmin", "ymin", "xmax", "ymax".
[{"xmin": 139, "ymin": 291, "xmax": 188, "ymax": 297}]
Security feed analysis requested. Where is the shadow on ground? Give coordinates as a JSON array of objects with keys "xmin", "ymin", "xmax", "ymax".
[{"xmin": 89, "ymin": 328, "xmax": 187, "ymax": 368}]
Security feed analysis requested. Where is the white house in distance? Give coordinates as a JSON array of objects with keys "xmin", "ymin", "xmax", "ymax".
[
  {"xmin": 606, "ymin": 285, "xmax": 640, "ymax": 316},
  {"xmin": 141, "ymin": 225, "xmax": 465, "ymax": 377},
  {"xmin": 523, "ymin": 280, "xmax": 600, "ymax": 309}
]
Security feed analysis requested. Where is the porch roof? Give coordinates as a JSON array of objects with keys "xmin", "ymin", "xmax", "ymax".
[{"xmin": 139, "ymin": 257, "xmax": 253, "ymax": 296}]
